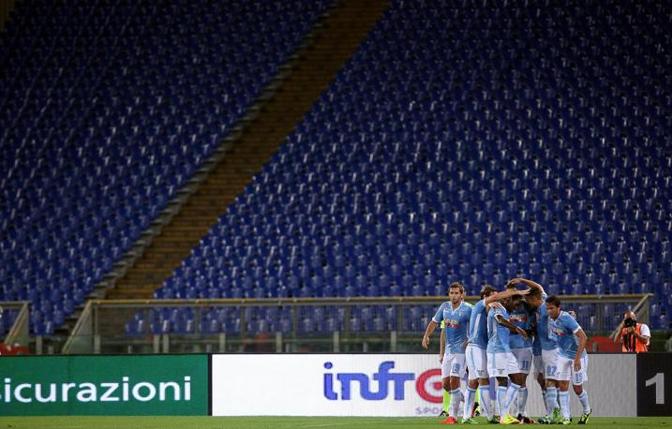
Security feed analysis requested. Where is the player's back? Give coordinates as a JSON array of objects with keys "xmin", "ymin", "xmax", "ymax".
[
  {"xmin": 531, "ymin": 306, "xmax": 542, "ymax": 355},
  {"xmin": 509, "ymin": 302, "xmax": 533, "ymax": 350},
  {"xmin": 467, "ymin": 299, "xmax": 489, "ymax": 349},
  {"xmin": 537, "ymin": 302, "xmax": 558, "ymax": 351},
  {"xmin": 486, "ymin": 306, "xmax": 511, "ymax": 353}
]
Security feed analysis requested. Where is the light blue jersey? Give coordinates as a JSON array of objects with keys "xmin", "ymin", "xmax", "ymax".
[
  {"xmin": 532, "ymin": 322, "xmax": 541, "ymax": 356},
  {"xmin": 432, "ymin": 301, "xmax": 472, "ymax": 354},
  {"xmin": 509, "ymin": 302, "xmax": 533, "ymax": 349},
  {"xmin": 549, "ymin": 310, "xmax": 583, "ymax": 359},
  {"xmin": 467, "ymin": 299, "xmax": 489, "ymax": 349},
  {"xmin": 531, "ymin": 291, "xmax": 549, "ymax": 355},
  {"xmin": 537, "ymin": 301, "xmax": 558, "ymax": 351},
  {"xmin": 486, "ymin": 306, "xmax": 511, "ymax": 353},
  {"xmin": 531, "ymin": 305, "xmax": 542, "ymax": 356}
]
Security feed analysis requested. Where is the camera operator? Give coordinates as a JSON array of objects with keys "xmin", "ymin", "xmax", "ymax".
[{"xmin": 618, "ymin": 311, "xmax": 650, "ymax": 353}]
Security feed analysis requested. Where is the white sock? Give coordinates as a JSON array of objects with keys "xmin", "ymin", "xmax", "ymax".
[
  {"xmin": 542, "ymin": 389, "xmax": 549, "ymax": 414},
  {"xmin": 517, "ymin": 387, "xmax": 528, "ymax": 417},
  {"xmin": 463, "ymin": 387, "xmax": 477, "ymax": 420},
  {"xmin": 559, "ymin": 390, "xmax": 570, "ymax": 419},
  {"xmin": 449, "ymin": 388, "xmax": 462, "ymax": 418},
  {"xmin": 506, "ymin": 387, "xmax": 515, "ymax": 416},
  {"xmin": 545, "ymin": 387, "xmax": 558, "ymax": 415},
  {"xmin": 503, "ymin": 383, "xmax": 521, "ymax": 417},
  {"xmin": 478, "ymin": 385, "xmax": 492, "ymax": 419},
  {"xmin": 497, "ymin": 386, "xmax": 508, "ymax": 418},
  {"xmin": 578, "ymin": 390, "xmax": 591, "ymax": 414},
  {"xmin": 458, "ymin": 390, "xmax": 464, "ymax": 417}
]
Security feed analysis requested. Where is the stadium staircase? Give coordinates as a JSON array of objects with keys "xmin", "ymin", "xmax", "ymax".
[
  {"xmin": 146, "ymin": 0, "xmax": 671, "ymax": 336},
  {"xmin": 104, "ymin": 0, "xmax": 389, "ymax": 302}
]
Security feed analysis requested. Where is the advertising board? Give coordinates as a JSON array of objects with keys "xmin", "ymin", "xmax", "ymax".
[
  {"xmin": 211, "ymin": 353, "xmax": 636, "ymax": 417},
  {"xmin": 0, "ymin": 355, "xmax": 208, "ymax": 415}
]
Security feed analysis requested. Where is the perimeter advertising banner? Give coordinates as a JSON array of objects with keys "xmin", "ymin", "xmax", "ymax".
[
  {"xmin": 212, "ymin": 354, "xmax": 443, "ymax": 416},
  {"xmin": 0, "ymin": 355, "xmax": 208, "ymax": 415},
  {"xmin": 637, "ymin": 353, "xmax": 672, "ymax": 416},
  {"xmin": 211, "ymin": 353, "xmax": 637, "ymax": 417}
]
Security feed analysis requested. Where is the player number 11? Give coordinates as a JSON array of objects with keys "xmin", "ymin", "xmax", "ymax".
[{"xmin": 645, "ymin": 372, "xmax": 664, "ymax": 405}]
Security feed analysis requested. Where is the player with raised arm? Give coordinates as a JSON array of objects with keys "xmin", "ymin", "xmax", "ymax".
[
  {"xmin": 508, "ymin": 278, "xmax": 560, "ymax": 423},
  {"xmin": 486, "ymin": 291, "xmax": 530, "ymax": 425},
  {"xmin": 422, "ymin": 282, "xmax": 473, "ymax": 425},
  {"xmin": 529, "ymin": 294, "xmax": 549, "ymax": 417},
  {"xmin": 462, "ymin": 285, "xmax": 528, "ymax": 424},
  {"xmin": 546, "ymin": 295, "xmax": 592, "ymax": 425},
  {"xmin": 504, "ymin": 282, "xmax": 535, "ymax": 424}
]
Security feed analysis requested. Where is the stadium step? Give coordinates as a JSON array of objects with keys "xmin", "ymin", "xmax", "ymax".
[{"xmin": 103, "ymin": 0, "xmax": 390, "ymax": 303}]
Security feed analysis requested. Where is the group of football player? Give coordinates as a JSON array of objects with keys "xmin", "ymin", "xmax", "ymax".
[{"xmin": 422, "ymin": 278, "xmax": 592, "ymax": 425}]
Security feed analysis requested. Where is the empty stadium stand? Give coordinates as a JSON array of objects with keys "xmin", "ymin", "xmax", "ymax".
[
  {"xmin": 108, "ymin": 0, "xmax": 390, "ymax": 301},
  {"xmin": 0, "ymin": 0, "xmax": 331, "ymax": 335},
  {"xmin": 150, "ymin": 0, "xmax": 672, "ymax": 334},
  {"xmin": 1, "ymin": 0, "xmax": 670, "ymax": 341}
]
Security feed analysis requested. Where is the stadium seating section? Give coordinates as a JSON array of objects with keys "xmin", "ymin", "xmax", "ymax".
[
  {"xmin": 1, "ymin": 0, "xmax": 670, "ymax": 338},
  {"xmin": 0, "ymin": 0, "xmax": 330, "ymax": 334},
  {"xmin": 154, "ymin": 0, "xmax": 672, "ymax": 334}
]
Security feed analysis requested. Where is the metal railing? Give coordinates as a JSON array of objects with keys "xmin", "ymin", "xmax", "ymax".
[
  {"xmin": 60, "ymin": 294, "xmax": 654, "ymax": 355},
  {"xmin": 1, "ymin": 301, "xmax": 30, "ymax": 347}
]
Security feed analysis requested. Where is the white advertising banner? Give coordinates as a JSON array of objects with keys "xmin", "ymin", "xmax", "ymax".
[
  {"xmin": 521, "ymin": 353, "xmax": 637, "ymax": 417},
  {"xmin": 211, "ymin": 353, "xmax": 636, "ymax": 417}
]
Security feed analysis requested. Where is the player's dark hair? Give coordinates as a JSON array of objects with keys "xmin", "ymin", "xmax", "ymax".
[
  {"xmin": 546, "ymin": 295, "xmax": 561, "ymax": 307},
  {"xmin": 527, "ymin": 287, "xmax": 542, "ymax": 300},
  {"xmin": 449, "ymin": 281, "xmax": 465, "ymax": 294},
  {"xmin": 480, "ymin": 284, "xmax": 496, "ymax": 299},
  {"xmin": 522, "ymin": 301, "xmax": 534, "ymax": 312}
]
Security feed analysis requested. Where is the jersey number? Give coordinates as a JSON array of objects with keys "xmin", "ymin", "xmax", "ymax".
[{"xmin": 452, "ymin": 363, "xmax": 461, "ymax": 374}]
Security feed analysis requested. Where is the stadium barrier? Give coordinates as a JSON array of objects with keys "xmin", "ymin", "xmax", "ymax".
[
  {"xmin": 60, "ymin": 294, "xmax": 652, "ymax": 355},
  {"xmin": 0, "ymin": 301, "xmax": 30, "ymax": 349},
  {"xmin": 211, "ymin": 353, "xmax": 637, "ymax": 417},
  {"xmin": 1, "ymin": 353, "xmax": 670, "ymax": 417}
]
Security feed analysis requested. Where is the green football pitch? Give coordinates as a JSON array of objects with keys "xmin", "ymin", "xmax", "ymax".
[{"xmin": 1, "ymin": 416, "xmax": 671, "ymax": 429}]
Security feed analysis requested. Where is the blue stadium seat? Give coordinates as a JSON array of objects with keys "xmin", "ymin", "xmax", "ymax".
[
  {"xmin": 0, "ymin": 0, "xmax": 332, "ymax": 334},
  {"xmin": 42, "ymin": 0, "xmax": 664, "ymax": 334}
]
